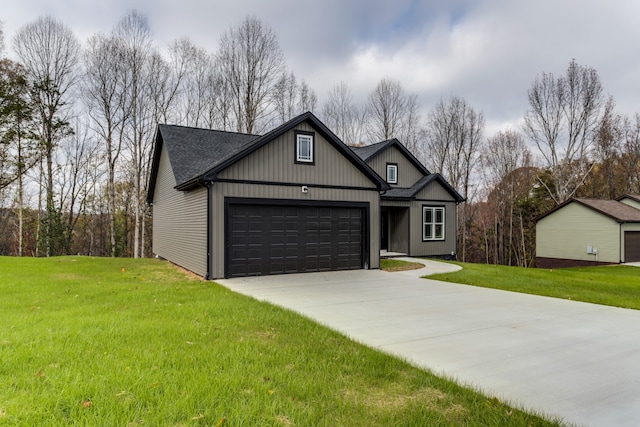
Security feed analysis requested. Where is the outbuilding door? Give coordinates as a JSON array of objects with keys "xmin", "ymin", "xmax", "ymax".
[
  {"xmin": 624, "ymin": 231, "xmax": 640, "ymax": 263},
  {"xmin": 226, "ymin": 201, "xmax": 366, "ymax": 278}
]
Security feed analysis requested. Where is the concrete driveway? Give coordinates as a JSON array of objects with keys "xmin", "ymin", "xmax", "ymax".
[{"xmin": 217, "ymin": 259, "xmax": 640, "ymax": 427}]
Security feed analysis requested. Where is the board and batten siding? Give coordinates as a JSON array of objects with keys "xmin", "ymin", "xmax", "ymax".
[
  {"xmin": 411, "ymin": 182, "xmax": 457, "ymax": 256},
  {"xmin": 152, "ymin": 146, "xmax": 208, "ymax": 276},
  {"xmin": 365, "ymin": 145, "xmax": 423, "ymax": 187},
  {"xmin": 209, "ymin": 182, "xmax": 380, "ymax": 279},
  {"xmin": 536, "ymin": 202, "xmax": 620, "ymax": 263},
  {"xmin": 219, "ymin": 123, "xmax": 376, "ymax": 189}
]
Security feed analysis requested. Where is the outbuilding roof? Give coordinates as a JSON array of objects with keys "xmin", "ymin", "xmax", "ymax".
[{"xmin": 537, "ymin": 198, "xmax": 640, "ymax": 223}]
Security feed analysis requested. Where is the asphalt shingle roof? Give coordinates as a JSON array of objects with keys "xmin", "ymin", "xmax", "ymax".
[
  {"xmin": 574, "ymin": 198, "xmax": 640, "ymax": 222},
  {"xmin": 158, "ymin": 124, "xmax": 259, "ymax": 187},
  {"xmin": 351, "ymin": 140, "xmax": 392, "ymax": 161}
]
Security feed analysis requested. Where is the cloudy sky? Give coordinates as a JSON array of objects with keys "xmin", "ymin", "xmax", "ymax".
[{"xmin": 2, "ymin": 0, "xmax": 640, "ymax": 137}]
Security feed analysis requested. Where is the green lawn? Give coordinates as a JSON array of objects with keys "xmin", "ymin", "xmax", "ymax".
[
  {"xmin": 428, "ymin": 262, "xmax": 640, "ymax": 310},
  {"xmin": 0, "ymin": 256, "xmax": 561, "ymax": 426}
]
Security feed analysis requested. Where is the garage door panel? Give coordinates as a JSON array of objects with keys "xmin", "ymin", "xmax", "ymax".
[
  {"xmin": 625, "ymin": 231, "xmax": 640, "ymax": 262},
  {"xmin": 227, "ymin": 203, "xmax": 365, "ymax": 278}
]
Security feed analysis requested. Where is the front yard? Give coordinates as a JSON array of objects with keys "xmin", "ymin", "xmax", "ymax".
[
  {"xmin": 427, "ymin": 262, "xmax": 640, "ymax": 310},
  {"xmin": 0, "ymin": 256, "xmax": 560, "ymax": 426}
]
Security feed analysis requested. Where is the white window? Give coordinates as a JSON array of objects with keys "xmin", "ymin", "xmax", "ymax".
[
  {"xmin": 423, "ymin": 206, "xmax": 445, "ymax": 241},
  {"xmin": 296, "ymin": 133, "xmax": 313, "ymax": 163},
  {"xmin": 386, "ymin": 164, "xmax": 398, "ymax": 184}
]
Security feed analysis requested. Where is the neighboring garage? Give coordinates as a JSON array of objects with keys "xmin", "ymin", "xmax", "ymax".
[
  {"xmin": 625, "ymin": 231, "xmax": 640, "ymax": 263},
  {"xmin": 226, "ymin": 201, "xmax": 367, "ymax": 278}
]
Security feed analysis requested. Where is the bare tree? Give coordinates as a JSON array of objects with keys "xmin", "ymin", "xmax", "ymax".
[
  {"xmin": 216, "ymin": 16, "xmax": 285, "ymax": 134},
  {"xmin": 423, "ymin": 96, "xmax": 484, "ymax": 261},
  {"xmin": 55, "ymin": 119, "xmax": 101, "ymax": 253},
  {"xmin": 273, "ymin": 71, "xmax": 298, "ymax": 124},
  {"xmin": 165, "ymin": 38, "xmax": 211, "ymax": 127},
  {"xmin": 272, "ymin": 72, "xmax": 319, "ymax": 126},
  {"xmin": 83, "ymin": 33, "xmax": 131, "ymax": 256},
  {"xmin": 0, "ymin": 21, "xmax": 4, "ymax": 56},
  {"xmin": 114, "ymin": 10, "xmax": 157, "ymax": 258},
  {"xmin": 298, "ymin": 80, "xmax": 317, "ymax": 113},
  {"xmin": 321, "ymin": 81, "xmax": 366, "ymax": 145},
  {"xmin": 622, "ymin": 114, "xmax": 640, "ymax": 194},
  {"xmin": 366, "ymin": 78, "xmax": 421, "ymax": 149},
  {"xmin": 523, "ymin": 59, "xmax": 608, "ymax": 204},
  {"xmin": 13, "ymin": 15, "xmax": 80, "ymax": 256},
  {"xmin": 482, "ymin": 129, "xmax": 534, "ymax": 266},
  {"xmin": 424, "ymin": 96, "xmax": 484, "ymax": 198}
]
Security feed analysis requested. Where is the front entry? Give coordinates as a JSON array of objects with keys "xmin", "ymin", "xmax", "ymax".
[{"xmin": 380, "ymin": 207, "xmax": 409, "ymax": 254}]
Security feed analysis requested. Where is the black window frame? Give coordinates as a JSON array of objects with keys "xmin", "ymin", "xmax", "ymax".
[
  {"xmin": 294, "ymin": 130, "xmax": 315, "ymax": 165},
  {"xmin": 386, "ymin": 163, "xmax": 398, "ymax": 184},
  {"xmin": 422, "ymin": 205, "xmax": 445, "ymax": 241}
]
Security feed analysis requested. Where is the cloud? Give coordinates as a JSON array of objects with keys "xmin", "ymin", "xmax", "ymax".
[{"xmin": 2, "ymin": 0, "xmax": 640, "ymax": 138}]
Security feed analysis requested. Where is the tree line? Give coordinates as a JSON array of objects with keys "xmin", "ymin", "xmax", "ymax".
[{"xmin": 0, "ymin": 12, "xmax": 638, "ymax": 266}]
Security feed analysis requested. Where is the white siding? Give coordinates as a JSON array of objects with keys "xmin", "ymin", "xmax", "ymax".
[{"xmin": 620, "ymin": 197, "xmax": 640, "ymax": 210}]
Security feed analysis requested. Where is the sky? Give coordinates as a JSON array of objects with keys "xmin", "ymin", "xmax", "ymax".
[{"xmin": 2, "ymin": 0, "xmax": 640, "ymax": 138}]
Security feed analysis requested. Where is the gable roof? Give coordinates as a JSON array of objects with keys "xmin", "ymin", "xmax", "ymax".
[
  {"xmin": 537, "ymin": 198, "xmax": 640, "ymax": 223},
  {"xmin": 146, "ymin": 125, "xmax": 259, "ymax": 203},
  {"xmin": 382, "ymin": 173, "xmax": 465, "ymax": 203},
  {"xmin": 352, "ymin": 139, "xmax": 431, "ymax": 176},
  {"xmin": 147, "ymin": 112, "xmax": 389, "ymax": 203},
  {"xmin": 617, "ymin": 194, "xmax": 640, "ymax": 204}
]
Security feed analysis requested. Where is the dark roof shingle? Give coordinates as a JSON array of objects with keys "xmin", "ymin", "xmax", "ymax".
[{"xmin": 158, "ymin": 124, "xmax": 259, "ymax": 186}]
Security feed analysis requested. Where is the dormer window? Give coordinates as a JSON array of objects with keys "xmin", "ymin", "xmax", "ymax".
[
  {"xmin": 295, "ymin": 131, "xmax": 314, "ymax": 164},
  {"xmin": 386, "ymin": 163, "xmax": 398, "ymax": 184}
]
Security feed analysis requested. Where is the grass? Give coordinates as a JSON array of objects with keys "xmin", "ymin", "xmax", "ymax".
[
  {"xmin": 0, "ymin": 256, "xmax": 563, "ymax": 426},
  {"xmin": 428, "ymin": 262, "xmax": 640, "ymax": 310},
  {"xmin": 380, "ymin": 258, "xmax": 424, "ymax": 272}
]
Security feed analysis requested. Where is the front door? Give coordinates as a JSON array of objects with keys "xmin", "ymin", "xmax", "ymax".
[{"xmin": 381, "ymin": 210, "xmax": 389, "ymax": 250}]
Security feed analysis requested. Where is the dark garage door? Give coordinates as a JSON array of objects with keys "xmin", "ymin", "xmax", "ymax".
[
  {"xmin": 625, "ymin": 231, "xmax": 640, "ymax": 262},
  {"xmin": 226, "ymin": 203, "xmax": 365, "ymax": 278}
]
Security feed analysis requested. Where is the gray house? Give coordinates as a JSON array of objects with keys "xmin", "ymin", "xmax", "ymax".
[
  {"xmin": 147, "ymin": 112, "xmax": 463, "ymax": 279},
  {"xmin": 536, "ymin": 197, "xmax": 640, "ymax": 268},
  {"xmin": 353, "ymin": 139, "xmax": 464, "ymax": 258}
]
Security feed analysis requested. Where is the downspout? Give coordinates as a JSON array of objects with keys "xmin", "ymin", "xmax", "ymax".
[
  {"xmin": 205, "ymin": 181, "xmax": 212, "ymax": 280},
  {"xmin": 620, "ymin": 222, "xmax": 623, "ymax": 264}
]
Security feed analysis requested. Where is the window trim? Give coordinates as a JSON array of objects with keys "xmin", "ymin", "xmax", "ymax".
[
  {"xmin": 422, "ymin": 205, "xmax": 445, "ymax": 241},
  {"xmin": 295, "ymin": 131, "xmax": 315, "ymax": 165},
  {"xmin": 386, "ymin": 163, "xmax": 398, "ymax": 184}
]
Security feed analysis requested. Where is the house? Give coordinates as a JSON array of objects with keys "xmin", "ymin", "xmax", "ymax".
[
  {"xmin": 352, "ymin": 139, "xmax": 464, "ymax": 258},
  {"xmin": 536, "ymin": 197, "xmax": 640, "ymax": 268},
  {"xmin": 147, "ymin": 112, "xmax": 463, "ymax": 279}
]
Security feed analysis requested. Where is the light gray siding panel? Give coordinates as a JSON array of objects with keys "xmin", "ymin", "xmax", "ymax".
[
  {"xmin": 415, "ymin": 181, "xmax": 456, "ymax": 201},
  {"xmin": 209, "ymin": 182, "xmax": 380, "ymax": 279},
  {"xmin": 536, "ymin": 203, "xmax": 620, "ymax": 263},
  {"xmin": 409, "ymin": 201, "xmax": 457, "ymax": 256},
  {"xmin": 366, "ymin": 145, "xmax": 423, "ymax": 187},
  {"xmin": 219, "ymin": 124, "xmax": 375, "ymax": 188},
  {"xmin": 152, "ymin": 147, "xmax": 208, "ymax": 276}
]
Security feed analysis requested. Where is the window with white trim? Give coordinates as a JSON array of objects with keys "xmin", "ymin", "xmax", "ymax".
[
  {"xmin": 296, "ymin": 133, "xmax": 313, "ymax": 163},
  {"xmin": 386, "ymin": 163, "xmax": 398, "ymax": 184},
  {"xmin": 423, "ymin": 206, "xmax": 445, "ymax": 241}
]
